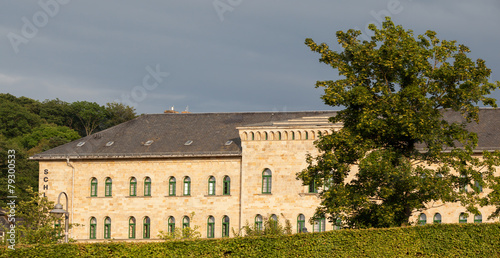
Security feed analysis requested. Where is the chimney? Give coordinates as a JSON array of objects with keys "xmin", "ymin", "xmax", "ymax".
[{"xmin": 164, "ymin": 106, "xmax": 179, "ymax": 114}]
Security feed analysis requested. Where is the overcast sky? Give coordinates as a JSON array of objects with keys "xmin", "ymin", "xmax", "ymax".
[{"xmin": 1, "ymin": 0, "xmax": 499, "ymax": 114}]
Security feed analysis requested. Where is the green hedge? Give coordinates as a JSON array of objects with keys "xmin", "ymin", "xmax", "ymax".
[{"xmin": 3, "ymin": 223, "xmax": 500, "ymax": 257}]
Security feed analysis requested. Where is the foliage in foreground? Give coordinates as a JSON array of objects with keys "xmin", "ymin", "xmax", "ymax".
[
  {"xmin": 298, "ymin": 17, "xmax": 500, "ymax": 228},
  {"xmin": 2, "ymin": 223, "xmax": 500, "ymax": 257},
  {"xmin": 1, "ymin": 187, "xmax": 71, "ymax": 245}
]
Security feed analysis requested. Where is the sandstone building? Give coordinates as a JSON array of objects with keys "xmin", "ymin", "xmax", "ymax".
[{"xmin": 31, "ymin": 110, "xmax": 500, "ymax": 241}]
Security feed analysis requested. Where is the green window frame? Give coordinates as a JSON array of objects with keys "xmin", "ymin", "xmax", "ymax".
[
  {"xmin": 255, "ymin": 215, "xmax": 263, "ymax": 231},
  {"xmin": 129, "ymin": 177, "xmax": 137, "ymax": 196},
  {"xmin": 90, "ymin": 178, "xmax": 97, "ymax": 197},
  {"xmin": 129, "ymin": 217, "xmax": 136, "ymax": 239},
  {"xmin": 334, "ymin": 218, "xmax": 342, "ymax": 230},
  {"xmin": 169, "ymin": 177, "xmax": 176, "ymax": 196},
  {"xmin": 208, "ymin": 176, "xmax": 216, "ymax": 195},
  {"xmin": 183, "ymin": 177, "xmax": 191, "ymax": 196},
  {"xmin": 223, "ymin": 176, "xmax": 231, "ymax": 195},
  {"xmin": 207, "ymin": 216, "xmax": 215, "ymax": 238},
  {"xmin": 105, "ymin": 177, "xmax": 112, "ymax": 197},
  {"xmin": 313, "ymin": 216, "xmax": 325, "ymax": 232},
  {"xmin": 183, "ymin": 216, "xmax": 190, "ymax": 229},
  {"xmin": 222, "ymin": 216, "xmax": 230, "ymax": 237},
  {"xmin": 308, "ymin": 178, "xmax": 318, "ymax": 193},
  {"xmin": 89, "ymin": 217, "xmax": 96, "ymax": 239},
  {"xmin": 262, "ymin": 169, "xmax": 272, "ymax": 194},
  {"xmin": 297, "ymin": 214, "xmax": 305, "ymax": 233},
  {"xmin": 270, "ymin": 214, "xmax": 278, "ymax": 228},
  {"xmin": 168, "ymin": 216, "xmax": 175, "ymax": 234},
  {"xmin": 104, "ymin": 217, "xmax": 111, "ymax": 239},
  {"xmin": 433, "ymin": 213, "xmax": 442, "ymax": 224},
  {"xmin": 144, "ymin": 177, "xmax": 151, "ymax": 196},
  {"xmin": 143, "ymin": 217, "xmax": 151, "ymax": 239},
  {"xmin": 474, "ymin": 214, "xmax": 482, "ymax": 223},
  {"xmin": 459, "ymin": 212, "xmax": 467, "ymax": 223},
  {"xmin": 418, "ymin": 213, "xmax": 426, "ymax": 225}
]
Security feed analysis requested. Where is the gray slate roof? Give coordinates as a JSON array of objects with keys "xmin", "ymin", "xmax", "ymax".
[
  {"xmin": 30, "ymin": 109, "xmax": 500, "ymax": 160},
  {"xmin": 31, "ymin": 111, "xmax": 336, "ymax": 160}
]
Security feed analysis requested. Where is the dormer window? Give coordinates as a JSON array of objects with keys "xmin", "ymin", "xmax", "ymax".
[
  {"xmin": 77, "ymin": 141, "xmax": 86, "ymax": 147},
  {"xmin": 184, "ymin": 140, "xmax": 193, "ymax": 146},
  {"xmin": 144, "ymin": 140, "xmax": 154, "ymax": 146},
  {"xmin": 225, "ymin": 140, "xmax": 233, "ymax": 146},
  {"xmin": 105, "ymin": 141, "xmax": 114, "ymax": 147}
]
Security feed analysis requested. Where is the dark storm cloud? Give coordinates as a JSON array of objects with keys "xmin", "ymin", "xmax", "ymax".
[{"xmin": 1, "ymin": 0, "xmax": 499, "ymax": 114}]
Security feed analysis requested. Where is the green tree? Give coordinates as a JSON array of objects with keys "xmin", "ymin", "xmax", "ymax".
[
  {"xmin": 0, "ymin": 137, "xmax": 39, "ymax": 207},
  {"xmin": 103, "ymin": 102, "xmax": 137, "ymax": 129},
  {"xmin": 3, "ymin": 187, "xmax": 66, "ymax": 244},
  {"xmin": 21, "ymin": 124, "xmax": 80, "ymax": 154},
  {"xmin": 298, "ymin": 18, "xmax": 500, "ymax": 228},
  {"xmin": 70, "ymin": 101, "xmax": 107, "ymax": 136}
]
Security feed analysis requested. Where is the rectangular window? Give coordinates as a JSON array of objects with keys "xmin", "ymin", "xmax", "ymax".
[{"xmin": 313, "ymin": 217, "xmax": 325, "ymax": 232}]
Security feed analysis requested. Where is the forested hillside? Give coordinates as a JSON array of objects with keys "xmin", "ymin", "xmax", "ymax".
[{"xmin": 0, "ymin": 93, "xmax": 137, "ymax": 206}]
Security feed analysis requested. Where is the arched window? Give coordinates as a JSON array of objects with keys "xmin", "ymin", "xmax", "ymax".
[
  {"xmin": 278, "ymin": 132, "xmax": 282, "ymax": 140},
  {"xmin": 207, "ymin": 216, "xmax": 215, "ymax": 238},
  {"xmin": 270, "ymin": 214, "xmax": 278, "ymax": 228},
  {"xmin": 169, "ymin": 177, "xmax": 176, "ymax": 196},
  {"xmin": 297, "ymin": 214, "xmax": 305, "ymax": 233},
  {"xmin": 143, "ymin": 217, "xmax": 151, "ymax": 239},
  {"xmin": 104, "ymin": 217, "xmax": 111, "ymax": 239},
  {"xmin": 264, "ymin": 132, "xmax": 268, "ymax": 140},
  {"xmin": 313, "ymin": 216, "xmax": 325, "ymax": 232},
  {"xmin": 222, "ymin": 216, "xmax": 230, "ymax": 237},
  {"xmin": 105, "ymin": 177, "xmax": 112, "ymax": 197},
  {"xmin": 418, "ymin": 213, "xmax": 426, "ymax": 225},
  {"xmin": 208, "ymin": 176, "xmax": 216, "ymax": 195},
  {"xmin": 474, "ymin": 213, "xmax": 482, "ymax": 223},
  {"xmin": 223, "ymin": 176, "xmax": 231, "ymax": 195},
  {"xmin": 433, "ymin": 213, "xmax": 442, "ymax": 224},
  {"xmin": 251, "ymin": 132, "xmax": 255, "ymax": 141},
  {"xmin": 129, "ymin": 177, "xmax": 137, "ymax": 196},
  {"xmin": 129, "ymin": 217, "xmax": 136, "ymax": 239},
  {"xmin": 183, "ymin": 177, "xmax": 191, "ymax": 196},
  {"xmin": 262, "ymin": 169, "xmax": 272, "ymax": 194},
  {"xmin": 459, "ymin": 212, "xmax": 467, "ymax": 223},
  {"xmin": 183, "ymin": 216, "xmax": 190, "ymax": 229},
  {"xmin": 144, "ymin": 177, "xmax": 151, "ymax": 196},
  {"xmin": 89, "ymin": 217, "xmax": 96, "ymax": 239},
  {"xmin": 305, "ymin": 131, "xmax": 309, "ymax": 140},
  {"xmin": 291, "ymin": 131, "xmax": 295, "ymax": 140},
  {"xmin": 255, "ymin": 214, "xmax": 263, "ymax": 231},
  {"xmin": 168, "ymin": 216, "xmax": 175, "ymax": 234},
  {"xmin": 90, "ymin": 178, "xmax": 97, "ymax": 197}
]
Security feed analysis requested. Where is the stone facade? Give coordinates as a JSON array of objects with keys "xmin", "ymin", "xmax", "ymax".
[{"xmin": 34, "ymin": 111, "xmax": 500, "ymax": 241}]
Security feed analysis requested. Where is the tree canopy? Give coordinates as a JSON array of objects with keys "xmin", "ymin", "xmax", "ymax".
[
  {"xmin": 298, "ymin": 18, "xmax": 500, "ymax": 228},
  {"xmin": 0, "ymin": 94, "xmax": 138, "ymax": 207}
]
